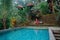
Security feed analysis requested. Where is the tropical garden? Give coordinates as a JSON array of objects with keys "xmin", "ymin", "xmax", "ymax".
[{"xmin": 0, "ymin": 0, "xmax": 60, "ymax": 30}]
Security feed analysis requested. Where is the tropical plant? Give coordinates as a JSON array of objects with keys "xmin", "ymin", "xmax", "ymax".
[
  {"xmin": 17, "ymin": 6, "xmax": 30, "ymax": 24},
  {"xmin": 0, "ymin": 0, "xmax": 12, "ymax": 29},
  {"xmin": 33, "ymin": 2, "xmax": 50, "ymax": 15}
]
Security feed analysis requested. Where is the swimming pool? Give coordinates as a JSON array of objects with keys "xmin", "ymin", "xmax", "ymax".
[{"xmin": 0, "ymin": 28, "xmax": 49, "ymax": 40}]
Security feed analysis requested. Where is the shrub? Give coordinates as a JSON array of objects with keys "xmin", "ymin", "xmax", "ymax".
[{"xmin": 33, "ymin": 2, "xmax": 50, "ymax": 15}]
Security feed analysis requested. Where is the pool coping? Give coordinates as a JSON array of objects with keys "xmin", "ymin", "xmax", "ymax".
[
  {"xmin": 48, "ymin": 28, "xmax": 56, "ymax": 40},
  {"xmin": 0, "ymin": 27, "xmax": 48, "ymax": 33}
]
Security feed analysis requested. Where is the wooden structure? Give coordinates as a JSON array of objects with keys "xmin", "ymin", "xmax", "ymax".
[{"xmin": 42, "ymin": 14, "xmax": 56, "ymax": 26}]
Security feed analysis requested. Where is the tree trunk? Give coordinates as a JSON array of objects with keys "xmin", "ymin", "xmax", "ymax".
[
  {"xmin": 48, "ymin": 0, "xmax": 54, "ymax": 13},
  {"xmin": 3, "ymin": 18, "xmax": 6, "ymax": 29}
]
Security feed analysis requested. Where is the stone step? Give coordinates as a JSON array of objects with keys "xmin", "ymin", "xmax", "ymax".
[
  {"xmin": 55, "ymin": 37, "xmax": 60, "ymax": 40},
  {"xmin": 56, "ymin": 39, "xmax": 60, "ymax": 40},
  {"xmin": 52, "ymin": 30, "xmax": 60, "ymax": 40},
  {"xmin": 53, "ymin": 30, "xmax": 60, "ymax": 34},
  {"xmin": 54, "ymin": 34, "xmax": 60, "ymax": 37}
]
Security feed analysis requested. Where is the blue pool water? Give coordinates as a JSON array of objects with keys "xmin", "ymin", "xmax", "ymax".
[{"xmin": 0, "ymin": 28, "xmax": 49, "ymax": 40}]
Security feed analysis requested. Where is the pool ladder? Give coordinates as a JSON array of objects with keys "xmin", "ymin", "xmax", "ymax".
[{"xmin": 53, "ymin": 30, "xmax": 60, "ymax": 40}]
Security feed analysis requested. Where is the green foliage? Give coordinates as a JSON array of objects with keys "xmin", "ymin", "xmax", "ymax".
[
  {"xmin": 0, "ymin": 19, "xmax": 3, "ymax": 29},
  {"xmin": 0, "ymin": 0, "xmax": 12, "ymax": 18},
  {"xmin": 17, "ymin": 7, "xmax": 30, "ymax": 23},
  {"xmin": 1, "ymin": 0, "xmax": 34, "ymax": 27},
  {"xmin": 6, "ymin": 18, "xmax": 10, "ymax": 29},
  {"xmin": 33, "ymin": 2, "xmax": 50, "ymax": 15},
  {"xmin": 0, "ymin": 0, "xmax": 12, "ymax": 29},
  {"xmin": 39, "ymin": 2, "xmax": 50, "ymax": 15}
]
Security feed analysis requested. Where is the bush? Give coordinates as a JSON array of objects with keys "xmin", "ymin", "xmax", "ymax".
[
  {"xmin": 33, "ymin": 2, "xmax": 50, "ymax": 15},
  {"xmin": 0, "ymin": 19, "xmax": 3, "ymax": 30},
  {"xmin": 6, "ymin": 18, "xmax": 10, "ymax": 29},
  {"xmin": 56, "ymin": 12, "xmax": 60, "ymax": 26}
]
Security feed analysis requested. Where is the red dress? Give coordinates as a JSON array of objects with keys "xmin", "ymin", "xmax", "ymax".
[{"xmin": 34, "ymin": 18, "xmax": 40, "ymax": 25}]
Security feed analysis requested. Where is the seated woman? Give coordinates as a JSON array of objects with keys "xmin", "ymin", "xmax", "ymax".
[
  {"xmin": 34, "ymin": 10, "xmax": 42, "ymax": 24},
  {"xmin": 30, "ymin": 10, "xmax": 42, "ymax": 24}
]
